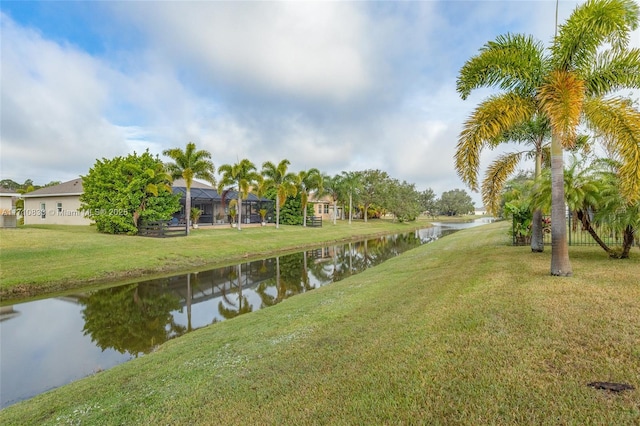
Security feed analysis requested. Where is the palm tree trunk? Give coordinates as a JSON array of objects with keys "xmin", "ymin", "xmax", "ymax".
[
  {"xmin": 620, "ymin": 225, "xmax": 634, "ymax": 259},
  {"xmin": 276, "ymin": 197, "xmax": 280, "ymax": 229},
  {"xmin": 237, "ymin": 194, "xmax": 242, "ymax": 231},
  {"xmin": 530, "ymin": 149, "xmax": 544, "ymax": 252},
  {"xmin": 576, "ymin": 210, "xmax": 617, "ymax": 257},
  {"xmin": 185, "ymin": 186, "xmax": 191, "ymax": 236},
  {"xmin": 302, "ymin": 199, "xmax": 307, "ymax": 227},
  {"xmin": 333, "ymin": 199, "xmax": 337, "ymax": 225},
  {"xmin": 348, "ymin": 193, "xmax": 353, "ymax": 225},
  {"xmin": 550, "ymin": 137, "xmax": 572, "ymax": 276}
]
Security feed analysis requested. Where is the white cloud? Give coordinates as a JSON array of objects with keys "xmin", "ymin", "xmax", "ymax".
[
  {"xmin": 116, "ymin": 2, "xmax": 374, "ymax": 104},
  {"xmin": 0, "ymin": 14, "xmax": 127, "ymax": 182}
]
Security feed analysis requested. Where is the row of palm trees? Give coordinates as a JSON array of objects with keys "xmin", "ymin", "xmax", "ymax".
[
  {"xmin": 162, "ymin": 143, "xmax": 367, "ymax": 233},
  {"xmin": 456, "ymin": 0, "xmax": 640, "ymax": 275}
]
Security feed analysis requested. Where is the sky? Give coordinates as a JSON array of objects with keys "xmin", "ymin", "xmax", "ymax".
[{"xmin": 1, "ymin": 1, "xmax": 638, "ymax": 206}]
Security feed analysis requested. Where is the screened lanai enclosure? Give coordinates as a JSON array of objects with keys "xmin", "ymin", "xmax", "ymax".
[{"xmin": 172, "ymin": 181, "xmax": 273, "ymax": 226}]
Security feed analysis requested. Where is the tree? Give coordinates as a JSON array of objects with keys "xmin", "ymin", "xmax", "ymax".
[
  {"xmin": 386, "ymin": 179, "xmax": 422, "ymax": 222},
  {"xmin": 457, "ymin": 0, "xmax": 640, "ymax": 276},
  {"xmin": 297, "ymin": 168, "xmax": 323, "ymax": 227},
  {"xmin": 217, "ymin": 159, "xmax": 260, "ymax": 231},
  {"xmin": 437, "ymin": 189, "xmax": 475, "ymax": 216},
  {"xmin": 419, "ymin": 188, "xmax": 438, "ymax": 217},
  {"xmin": 81, "ymin": 151, "xmax": 180, "ymax": 234},
  {"xmin": 359, "ymin": 169, "xmax": 390, "ymax": 222},
  {"xmin": 321, "ymin": 174, "xmax": 342, "ymax": 225},
  {"xmin": 456, "ymin": 33, "xmax": 552, "ymax": 253},
  {"xmin": 340, "ymin": 171, "xmax": 362, "ymax": 224},
  {"xmin": 163, "ymin": 142, "xmax": 215, "ymax": 235},
  {"xmin": 261, "ymin": 159, "xmax": 298, "ymax": 229}
]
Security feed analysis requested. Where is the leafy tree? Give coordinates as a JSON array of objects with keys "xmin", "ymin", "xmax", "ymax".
[
  {"xmin": 418, "ymin": 188, "xmax": 438, "ymax": 217},
  {"xmin": 437, "ymin": 189, "xmax": 475, "ymax": 216},
  {"xmin": 163, "ymin": 142, "xmax": 215, "ymax": 235},
  {"xmin": 386, "ymin": 179, "xmax": 422, "ymax": 222},
  {"xmin": 278, "ymin": 193, "xmax": 313, "ymax": 225},
  {"xmin": 359, "ymin": 169, "xmax": 390, "ymax": 222},
  {"xmin": 217, "ymin": 159, "xmax": 260, "ymax": 231},
  {"xmin": 81, "ymin": 151, "xmax": 180, "ymax": 234},
  {"xmin": 261, "ymin": 159, "xmax": 298, "ymax": 229},
  {"xmin": 297, "ymin": 168, "xmax": 323, "ymax": 227}
]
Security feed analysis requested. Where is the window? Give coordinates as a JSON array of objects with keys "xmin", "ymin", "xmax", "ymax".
[
  {"xmin": 40, "ymin": 203, "xmax": 46, "ymax": 219},
  {"xmin": 324, "ymin": 204, "xmax": 329, "ymax": 214},
  {"xmin": 57, "ymin": 203, "xmax": 63, "ymax": 214}
]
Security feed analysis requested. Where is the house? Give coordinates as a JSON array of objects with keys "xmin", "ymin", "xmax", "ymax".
[
  {"xmin": 21, "ymin": 177, "xmax": 273, "ymax": 226},
  {"xmin": 308, "ymin": 192, "xmax": 343, "ymax": 222},
  {"xmin": 172, "ymin": 179, "xmax": 273, "ymax": 225},
  {"xmin": 0, "ymin": 187, "xmax": 21, "ymax": 228},
  {"xmin": 22, "ymin": 178, "xmax": 89, "ymax": 225}
]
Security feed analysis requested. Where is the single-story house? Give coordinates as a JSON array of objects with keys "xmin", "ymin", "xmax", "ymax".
[
  {"xmin": 21, "ymin": 178, "xmax": 273, "ymax": 226},
  {"xmin": 22, "ymin": 178, "xmax": 89, "ymax": 225},
  {"xmin": 172, "ymin": 179, "xmax": 273, "ymax": 225}
]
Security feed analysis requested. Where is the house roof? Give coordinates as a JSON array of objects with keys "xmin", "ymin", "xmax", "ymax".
[
  {"xmin": 21, "ymin": 177, "xmax": 269, "ymax": 203},
  {"xmin": 172, "ymin": 178, "xmax": 216, "ymax": 189},
  {"xmin": 0, "ymin": 187, "xmax": 21, "ymax": 197},
  {"xmin": 23, "ymin": 178, "xmax": 84, "ymax": 198}
]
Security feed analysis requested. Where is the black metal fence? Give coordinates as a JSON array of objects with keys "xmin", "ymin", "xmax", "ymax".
[
  {"xmin": 138, "ymin": 221, "xmax": 187, "ymax": 238},
  {"xmin": 306, "ymin": 216, "xmax": 322, "ymax": 227},
  {"xmin": 513, "ymin": 214, "xmax": 629, "ymax": 247}
]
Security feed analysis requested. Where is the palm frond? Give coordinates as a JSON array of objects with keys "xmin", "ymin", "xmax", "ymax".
[
  {"xmin": 457, "ymin": 33, "xmax": 546, "ymax": 99},
  {"xmin": 537, "ymin": 70, "xmax": 585, "ymax": 148},
  {"xmin": 585, "ymin": 48, "xmax": 640, "ymax": 96},
  {"xmin": 583, "ymin": 97, "xmax": 640, "ymax": 203},
  {"xmin": 481, "ymin": 152, "xmax": 523, "ymax": 215},
  {"xmin": 456, "ymin": 93, "xmax": 536, "ymax": 190}
]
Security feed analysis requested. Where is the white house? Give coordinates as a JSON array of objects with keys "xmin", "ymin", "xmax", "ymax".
[{"xmin": 22, "ymin": 178, "xmax": 90, "ymax": 225}]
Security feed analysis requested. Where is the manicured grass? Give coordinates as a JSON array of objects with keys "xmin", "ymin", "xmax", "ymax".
[
  {"xmin": 1, "ymin": 221, "xmax": 638, "ymax": 424},
  {"xmin": 0, "ymin": 219, "xmax": 431, "ymax": 300}
]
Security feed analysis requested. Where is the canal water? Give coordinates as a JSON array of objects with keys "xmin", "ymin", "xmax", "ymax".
[{"xmin": 0, "ymin": 219, "xmax": 492, "ymax": 408}]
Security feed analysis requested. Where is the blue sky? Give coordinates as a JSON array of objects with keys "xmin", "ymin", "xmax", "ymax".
[{"xmin": 1, "ymin": 1, "xmax": 637, "ymax": 204}]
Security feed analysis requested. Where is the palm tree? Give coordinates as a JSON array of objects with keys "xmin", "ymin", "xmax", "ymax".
[
  {"xmin": 539, "ymin": 0, "xmax": 640, "ymax": 275},
  {"xmin": 457, "ymin": 0, "xmax": 640, "ymax": 275},
  {"xmin": 297, "ymin": 168, "xmax": 323, "ymax": 227},
  {"xmin": 261, "ymin": 159, "xmax": 297, "ymax": 229},
  {"xmin": 163, "ymin": 142, "xmax": 215, "ymax": 235},
  {"xmin": 217, "ymin": 159, "xmax": 259, "ymax": 231},
  {"xmin": 321, "ymin": 173, "xmax": 342, "ymax": 225},
  {"xmin": 456, "ymin": 32, "xmax": 551, "ymax": 252},
  {"xmin": 340, "ymin": 171, "xmax": 362, "ymax": 224}
]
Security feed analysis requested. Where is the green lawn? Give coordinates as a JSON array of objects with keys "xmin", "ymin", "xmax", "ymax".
[
  {"xmin": 1, "ymin": 221, "xmax": 638, "ymax": 424},
  {"xmin": 0, "ymin": 218, "xmax": 434, "ymax": 301}
]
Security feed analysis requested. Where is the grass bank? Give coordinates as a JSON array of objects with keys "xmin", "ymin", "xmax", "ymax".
[
  {"xmin": 0, "ymin": 218, "xmax": 432, "ymax": 301},
  {"xmin": 1, "ymin": 221, "xmax": 638, "ymax": 424}
]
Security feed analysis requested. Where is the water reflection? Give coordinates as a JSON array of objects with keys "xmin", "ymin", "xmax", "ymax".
[{"xmin": 0, "ymin": 220, "xmax": 492, "ymax": 407}]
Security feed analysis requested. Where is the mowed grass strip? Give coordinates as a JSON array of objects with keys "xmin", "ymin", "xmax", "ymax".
[
  {"xmin": 0, "ymin": 219, "xmax": 426, "ymax": 300},
  {"xmin": 1, "ymin": 221, "xmax": 638, "ymax": 425}
]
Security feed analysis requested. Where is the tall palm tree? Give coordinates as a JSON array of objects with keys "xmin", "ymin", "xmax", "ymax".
[
  {"xmin": 217, "ymin": 159, "xmax": 259, "ymax": 231},
  {"xmin": 457, "ymin": 33, "xmax": 550, "ymax": 252},
  {"xmin": 457, "ymin": 0, "xmax": 640, "ymax": 275},
  {"xmin": 297, "ymin": 168, "xmax": 323, "ymax": 227},
  {"xmin": 163, "ymin": 142, "xmax": 215, "ymax": 235},
  {"xmin": 261, "ymin": 159, "xmax": 298, "ymax": 229},
  {"xmin": 540, "ymin": 0, "xmax": 639, "ymax": 275},
  {"xmin": 340, "ymin": 171, "xmax": 362, "ymax": 224}
]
